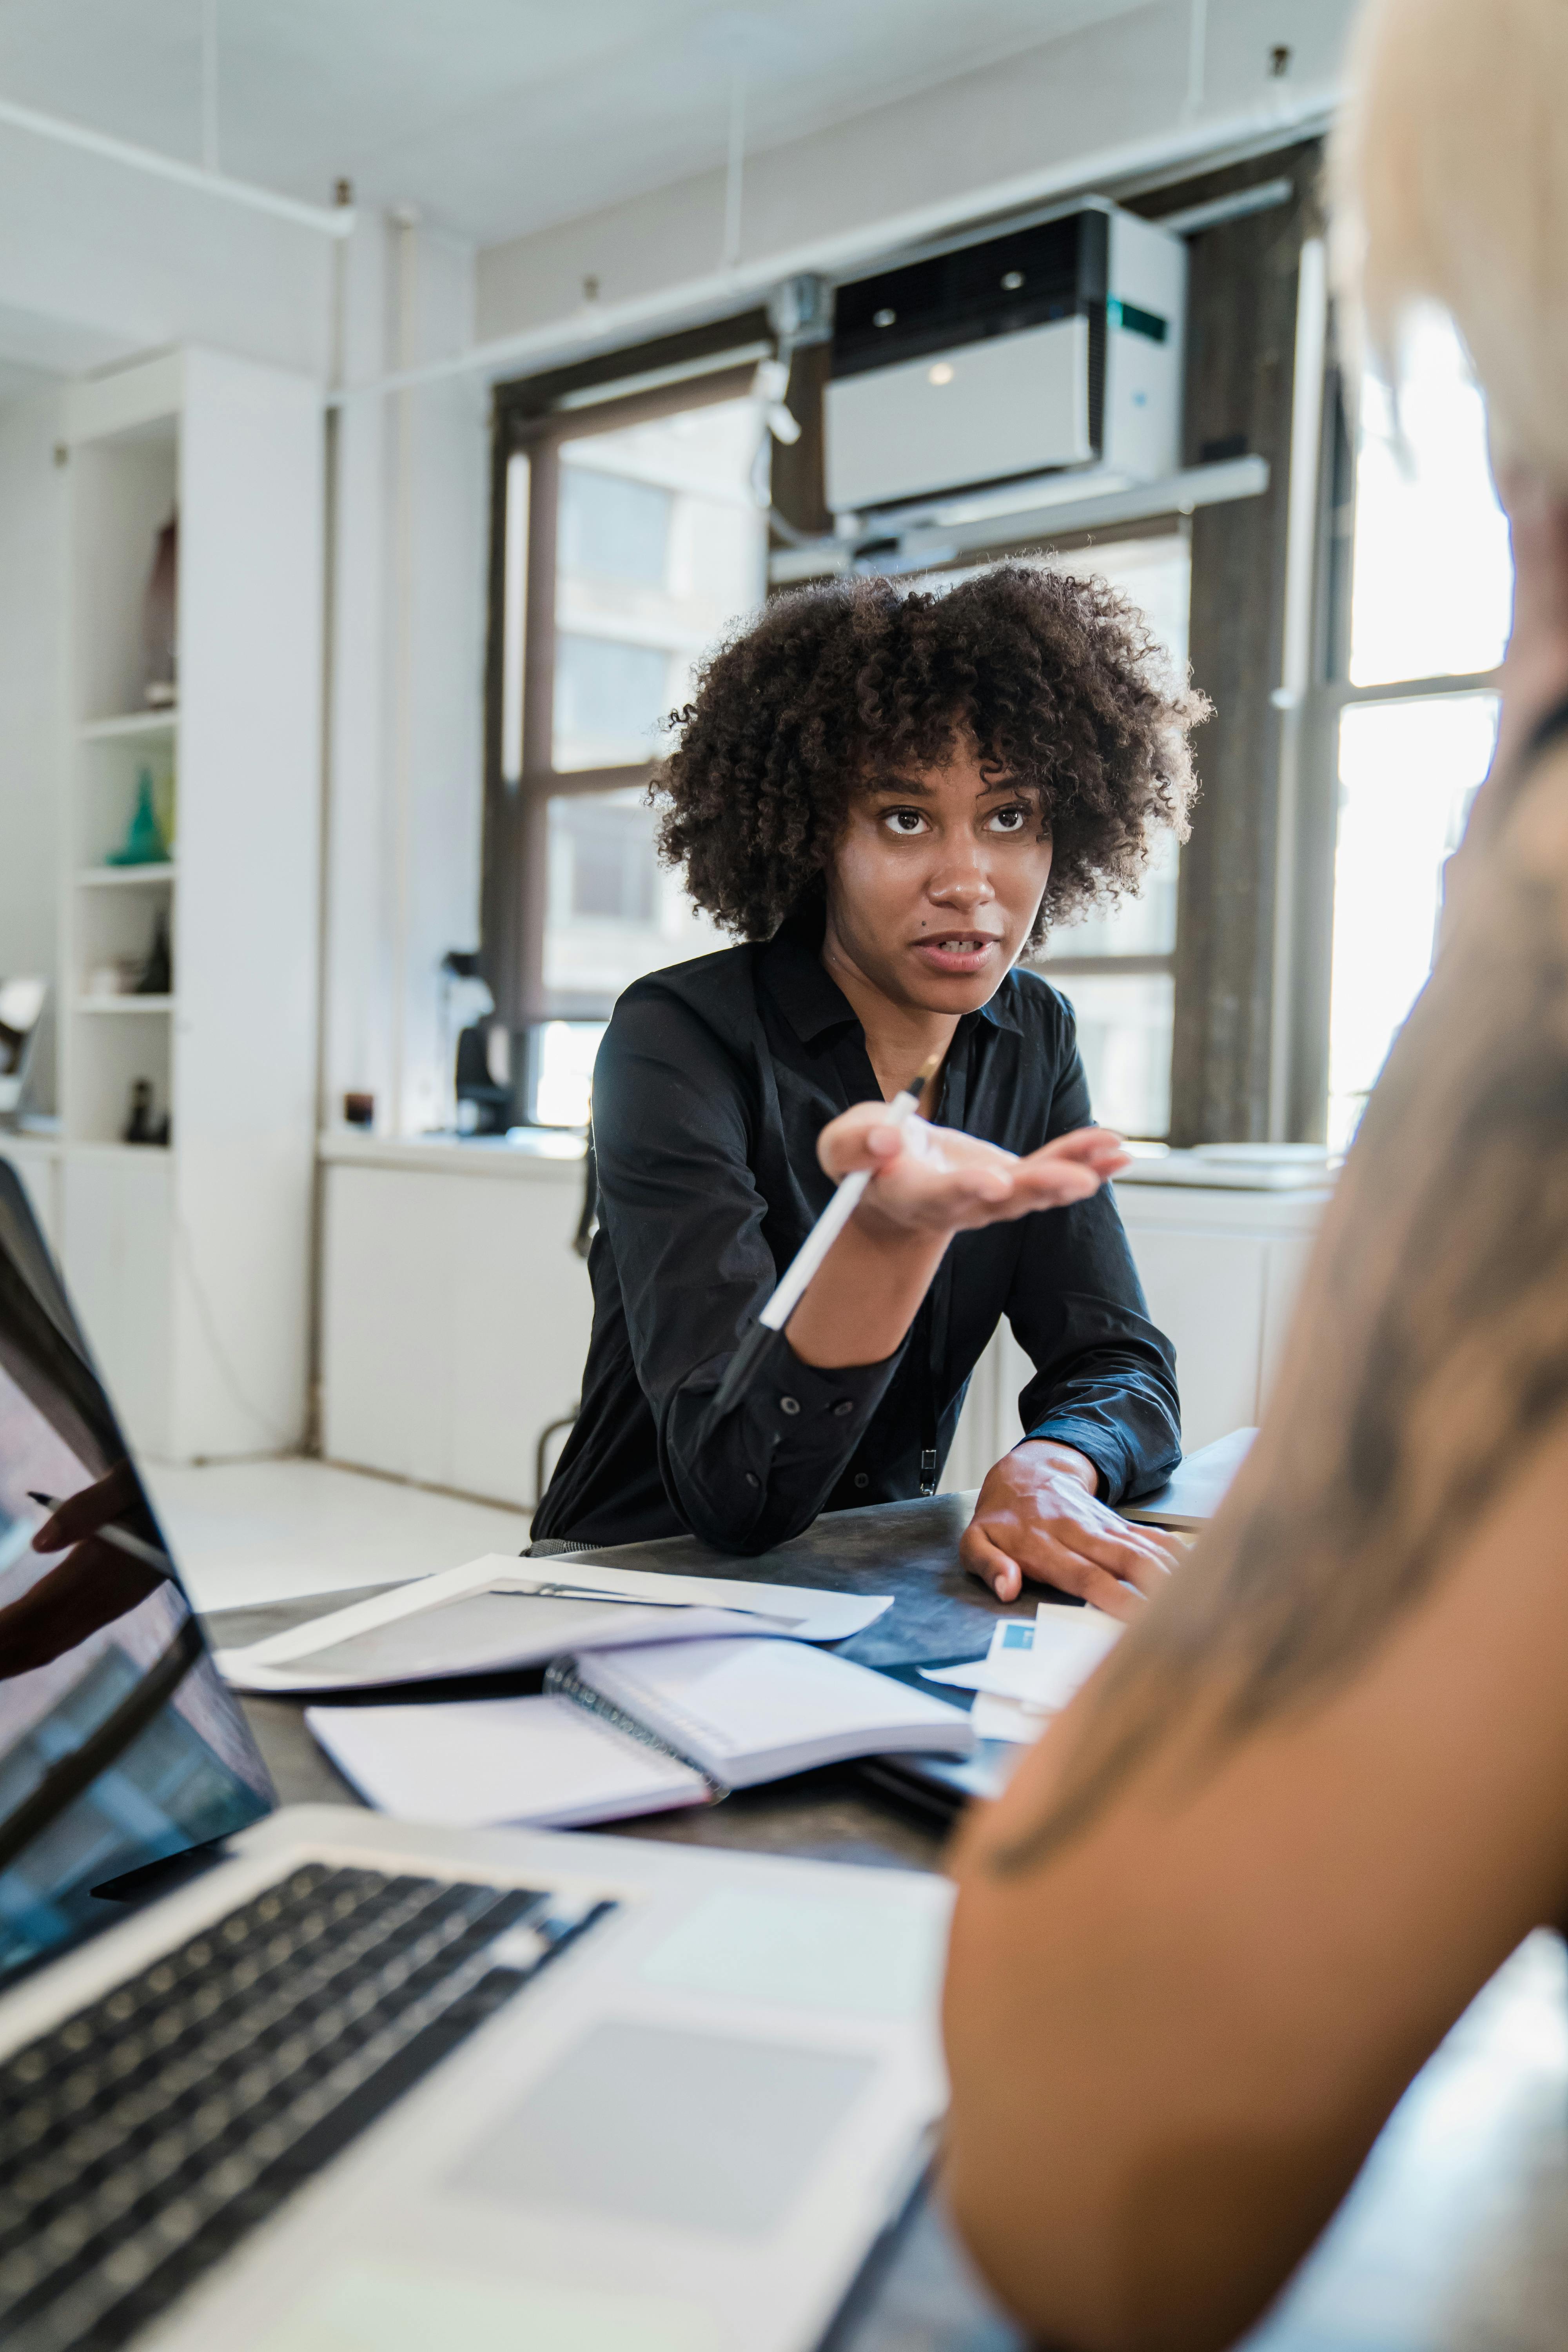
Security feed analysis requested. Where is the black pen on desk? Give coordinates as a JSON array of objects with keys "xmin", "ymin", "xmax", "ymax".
[
  {"xmin": 27, "ymin": 1492, "xmax": 171, "ymax": 1573},
  {"xmin": 711, "ymin": 1047, "xmax": 944, "ymax": 1416}
]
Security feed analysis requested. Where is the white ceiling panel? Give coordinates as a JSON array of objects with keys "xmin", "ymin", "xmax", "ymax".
[{"xmin": 0, "ymin": 0, "xmax": 1151, "ymax": 246}]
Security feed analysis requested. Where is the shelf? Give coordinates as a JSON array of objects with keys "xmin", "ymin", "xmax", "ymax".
[
  {"xmin": 76, "ymin": 864, "xmax": 176, "ymax": 888},
  {"xmin": 769, "ymin": 454, "xmax": 1273, "ymax": 584},
  {"xmin": 79, "ymin": 710, "xmax": 178, "ymax": 742},
  {"xmin": 63, "ymin": 1138, "xmax": 172, "ymax": 1158},
  {"xmin": 74, "ymin": 995, "xmax": 176, "ymax": 1017}
]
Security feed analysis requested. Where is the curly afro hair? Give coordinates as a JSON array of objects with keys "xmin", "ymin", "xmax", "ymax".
[{"xmin": 653, "ymin": 561, "xmax": 1207, "ymax": 949}]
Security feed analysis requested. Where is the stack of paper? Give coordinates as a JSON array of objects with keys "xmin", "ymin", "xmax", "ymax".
[
  {"xmin": 215, "ymin": 1555, "xmax": 893, "ymax": 1694},
  {"xmin": 922, "ymin": 1603, "xmax": 1123, "ymax": 1742}
]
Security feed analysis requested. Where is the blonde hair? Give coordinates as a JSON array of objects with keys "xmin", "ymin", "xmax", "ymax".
[{"xmin": 1329, "ymin": 0, "xmax": 1568, "ymax": 483}]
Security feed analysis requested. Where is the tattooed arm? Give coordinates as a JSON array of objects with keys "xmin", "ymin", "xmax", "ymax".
[{"xmin": 942, "ymin": 702, "xmax": 1568, "ymax": 2347}]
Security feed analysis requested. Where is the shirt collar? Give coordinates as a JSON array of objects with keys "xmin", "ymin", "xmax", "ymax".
[
  {"xmin": 759, "ymin": 908, "xmax": 1025, "ymax": 1044},
  {"xmin": 759, "ymin": 910, "xmax": 857, "ymax": 1045}
]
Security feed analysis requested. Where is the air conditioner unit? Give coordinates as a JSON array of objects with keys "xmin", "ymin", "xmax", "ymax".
[{"xmin": 824, "ymin": 202, "xmax": 1187, "ymax": 517}]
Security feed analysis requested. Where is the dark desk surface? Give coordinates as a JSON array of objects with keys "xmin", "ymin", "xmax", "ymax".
[{"xmin": 206, "ymin": 1494, "xmax": 1568, "ymax": 2352}]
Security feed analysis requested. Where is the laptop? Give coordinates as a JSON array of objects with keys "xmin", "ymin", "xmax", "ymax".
[
  {"xmin": 0, "ymin": 1160, "xmax": 951, "ymax": 2352},
  {"xmin": 1117, "ymin": 1426, "xmax": 1255, "ymax": 1531}
]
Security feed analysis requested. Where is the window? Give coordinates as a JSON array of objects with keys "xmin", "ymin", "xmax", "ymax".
[
  {"xmin": 543, "ymin": 787, "xmax": 719, "ymax": 1010},
  {"xmin": 1034, "ymin": 529, "xmax": 1191, "ymax": 1139},
  {"xmin": 915, "ymin": 528, "xmax": 1191, "ymax": 1138},
  {"xmin": 1320, "ymin": 311, "xmax": 1512, "ymax": 1146},
  {"xmin": 1327, "ymin": 695, "xmax": 1496, "ymax": 1144},
  {"xmin": 490, "ymin": 368, "xmax": 769, "ymax": 1122}
]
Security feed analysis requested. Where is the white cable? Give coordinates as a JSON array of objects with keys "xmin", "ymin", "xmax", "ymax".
[
  {"xmin": 1185, "ymin": 0, "xmax": 1208, "ymax": 121},
  {"xmin": 0, "ymin": 91, "xmax": 351, "ymax": 235},
  {"xmin": 722, "ymin": 73, "xmax": 746, "ymax": 269},
  {"xmin": 200, "ymin": 0, "xmax": 220, "ymax": 174},
  {"xmin": 172, "ymin": 1209, "xmax": 296, "ymax": 1453}
]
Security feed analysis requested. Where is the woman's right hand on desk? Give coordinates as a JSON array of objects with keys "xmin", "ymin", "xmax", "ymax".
[
  {"xmin": 960, "ymin": 1441, "xmax": 1182, "ymax": 1617},
  {"xmin": 817, "ymin": 1104, "xmax": 1128, "ymax": 1237}
]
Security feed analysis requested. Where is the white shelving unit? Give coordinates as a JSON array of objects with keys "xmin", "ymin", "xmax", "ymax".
[
  {"xmin": 76, "ymin": 864, "xmax": 179, "ymax": 887},
  {"xmin": 58, "ymin": 347, "xmax": 324, "ymax": 1461}
]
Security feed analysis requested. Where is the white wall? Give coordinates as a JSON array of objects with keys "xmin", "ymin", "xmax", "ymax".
[
  {"xmin": 325, "ymin": 214, "xmax": 489, "ymax": 1140},
  {"xmin": 0, "ymin": 132, "xmax": 333, "ymax": 1129},
  {"xmin": 0, "ymin": 153, "xmax": 489, "ymax": 1145},
  {"xmin": 0, "ymin": 134, "xmax": 331, "ymax": 381},
  {"xmin": 0, "ymin": 386, "xmax": 66, "ymax": 1109},
  {"xmin": 2, "ymin": 0, "xmax": 1361, "ymax": 1151},
  {"xmin": 476, "ymin": 0, "xmax": 1356, "ymax": 353}
]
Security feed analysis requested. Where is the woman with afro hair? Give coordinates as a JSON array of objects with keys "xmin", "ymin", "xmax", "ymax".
[{"xmin": 532, "ymin": 561, "xmax": 1205, "ymax": 1607}]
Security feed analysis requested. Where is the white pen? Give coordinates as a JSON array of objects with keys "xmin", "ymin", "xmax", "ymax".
[
  {"xmin": 759, "ymin": 1047, "xmax": 944, "ymax": 1334},
  {"xmin": 711, "ymin": 1049, "xmax": 943, "ymax": 1413}
]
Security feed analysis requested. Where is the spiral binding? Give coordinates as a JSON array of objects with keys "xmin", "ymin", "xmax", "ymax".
[{"xmin": 545, "ymin": 1655, "xmax": 730, "ymax": 1805}]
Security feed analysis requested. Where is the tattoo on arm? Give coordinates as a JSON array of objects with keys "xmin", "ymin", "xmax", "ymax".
[{"xmin": 997, "ymin": 748, "xmax": 1568, "ymax": 1875}]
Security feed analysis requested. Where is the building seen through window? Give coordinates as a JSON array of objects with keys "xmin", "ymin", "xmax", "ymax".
[
  {"xmin": 1033, "ymin": 531, "xmax": 1190, "ymax": 1140},
  {"xmin": 550, "ymin": 400, "xmax": 764, "ymax": 779},
  {"xmin": 530, "ymin": 395, "xmax": 765, "ymax": 1104},
  {"xmin": 1325, "ymin": 310, "xmax": 1513, "ymax": 1147}
]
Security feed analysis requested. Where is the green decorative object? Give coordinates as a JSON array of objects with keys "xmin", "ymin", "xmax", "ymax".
[{"xmin": 107, "ymin": 769, "xmax": 167, "ymax": 867}]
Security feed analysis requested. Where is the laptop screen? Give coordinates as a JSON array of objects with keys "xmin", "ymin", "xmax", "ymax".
[{"xmin": 0, "ymin": 1161, "xmax": 274, "ymax": 1989}]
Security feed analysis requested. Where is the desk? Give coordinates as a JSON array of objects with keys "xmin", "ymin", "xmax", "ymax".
[{"xmin": 207, "ymin": 1494, "xmax": 1568, "ymax": 2352}]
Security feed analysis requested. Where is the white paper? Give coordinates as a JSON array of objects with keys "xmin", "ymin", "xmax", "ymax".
[
  {"xmin": 922, "ymin": 1603, "xmax": 1123, "ymax": 1715},
  {"xmin": 216, "ymin": 1597, "xmax": 778, "ymax": 1694},
  {"xmin": 223, "ymin": 1555, "xmax": 514, "ymax": 1671},
  {"xmin": 217, "ymin": 1552, "xmax": 893, "ymax": 1693},
  {"xmin": 307, "ymin": 1693, "xmax": 710, "ymax": 1829},
  {"xmin": 490, "ymin": 1560, "xmax": 893, "ymax": 1643},
  {"xmin": 969, "ymin": 1691, "xmax": 1047, "ymax": 1745},
  {"xmin": 923, "ymin": 1656, "xmax": 1016, "ymax": 1692}
]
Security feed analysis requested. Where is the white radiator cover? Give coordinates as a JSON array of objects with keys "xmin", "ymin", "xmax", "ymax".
[
  {"xmin": 825, "ymin": 203, "xmax": 1187, "ymax": 517},
  {"xmin": 826, "ymin": 316, "xmax": 1092, "ymax": 514}
]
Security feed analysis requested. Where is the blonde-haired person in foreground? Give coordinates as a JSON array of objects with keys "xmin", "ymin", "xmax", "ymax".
[{"xmin": 942, "ymin": 1, "xmax": 1568, "ymax": 2345}]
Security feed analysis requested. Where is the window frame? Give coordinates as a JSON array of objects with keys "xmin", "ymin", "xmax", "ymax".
[
  {"xmin": 479, "ymin": 152, "xmax": 1333, "ymax": 1144},
  {"xmin": 481, "ymin": 349, "xmax": 767, "ymax": 1035},
  {"xmin": 1281, "ymin": 354, "xmax": 1506, "ymax": 1140}
]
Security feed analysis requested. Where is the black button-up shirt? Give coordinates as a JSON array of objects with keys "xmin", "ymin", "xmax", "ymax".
[{"xmin": 533, "ymin": 915, "xmax": 1180, "ymax": 1553}]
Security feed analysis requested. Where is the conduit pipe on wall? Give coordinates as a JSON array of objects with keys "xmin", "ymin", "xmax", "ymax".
[
  {"xmin": 324, "ymin": 90, "xmax": 1336, "ymax": 411},
  {"xmin": 0, "ymin": 89, "xmax": 353, "ymax": 235}
]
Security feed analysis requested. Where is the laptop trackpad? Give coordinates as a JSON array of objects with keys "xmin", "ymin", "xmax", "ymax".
[{"xmin": 452, "ymin": 2022, "xmax": 877, "ymax": 2238}]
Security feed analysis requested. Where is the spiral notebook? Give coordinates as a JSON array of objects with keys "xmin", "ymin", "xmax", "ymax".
[{"xmin": 307, "ymin": 1634, "xmax": 975, "ymax": 1831}]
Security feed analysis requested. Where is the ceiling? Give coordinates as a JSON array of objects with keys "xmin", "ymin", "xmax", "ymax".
[{"xmin": 0, "ymin": 0, "xmax": 1150, "ymax": 248}]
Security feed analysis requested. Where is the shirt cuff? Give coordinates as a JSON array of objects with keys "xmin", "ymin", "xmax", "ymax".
[
  {"xmin": 766, "ymin": 1328, "xmax": 900, "ymax": 1424},
  {"xmin": 1018, "ymin": 1416, "xmax": 1131, "ymax": 1505},
  {"xmin": 728, "ymin": 1326, "xmax": 905, "ymax": 1485}
]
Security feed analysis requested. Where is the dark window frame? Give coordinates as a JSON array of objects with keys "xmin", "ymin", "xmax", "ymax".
[
  {"xmin": 1284, "ymin": 350, "xmax": 1505, "ymax": 1143},
  {"xmin": 481, "ymin": 153, "xmax": 1332, "ymax": 1142},
  {"xmin": 481, "ymin": 326, "xmax": 770, "ymax": 1034}
]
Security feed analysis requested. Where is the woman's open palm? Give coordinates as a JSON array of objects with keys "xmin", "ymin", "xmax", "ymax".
[{"xmin": 817, "ymin": 1101, "xmax": 1129, "ymax": 1238}]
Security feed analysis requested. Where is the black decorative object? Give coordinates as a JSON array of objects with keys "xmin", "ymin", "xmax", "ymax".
[
  {"xmin": 124, "ymin": 1078, "xmax": 170, "ymax": 1147},
  {"xmin": 135, "ymin": 911, "xmax": 172, "ymax": 997},
  {"xmin": 142, "ymin": 516, "xmax": 178, "ymax": 709}
]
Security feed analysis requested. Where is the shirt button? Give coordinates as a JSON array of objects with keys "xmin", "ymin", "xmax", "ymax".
[
  {"xmin": 854, "ymin": 1472, "xmax": 869, "ymax": 1489},
  {"xmin": 745, "ymin": 1472, "xmax": 760, "ymax": 1488},
  {"xmin": 831, "ymin": 1399, "xmax": 854, "ymax": 1417},
  {"xmin": 779, "ymin": 1395, "xmax": 801, "ymax": 1416}
]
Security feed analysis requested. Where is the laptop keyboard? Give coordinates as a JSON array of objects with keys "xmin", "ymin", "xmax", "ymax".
[{"xmin": 0, "ymin": 1861, "xmax": 615, "ymax": 2352}]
